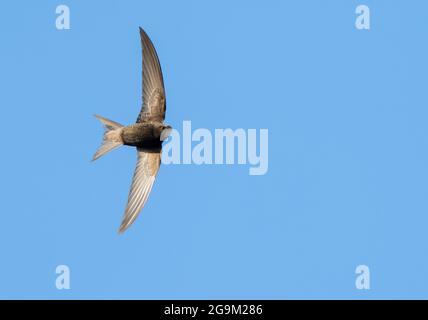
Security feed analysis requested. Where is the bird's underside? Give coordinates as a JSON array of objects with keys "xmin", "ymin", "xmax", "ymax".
[
  {"xmin": 121, "ymin": 122, "xmax": 164, "ymax": 151},
  {"xmin": 93, "ymin": 27, "xmax": 168, "ymax": 234}
]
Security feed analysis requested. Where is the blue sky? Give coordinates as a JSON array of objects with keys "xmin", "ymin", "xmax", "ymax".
[{"xmin": 0, "ymin": 0, "xmax": 428, "ymax": 299}]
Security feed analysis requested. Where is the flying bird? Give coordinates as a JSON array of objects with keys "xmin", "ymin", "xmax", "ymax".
[{"xmin": 93, "ymin": 27, "xmax": 171, "ymax": 233}]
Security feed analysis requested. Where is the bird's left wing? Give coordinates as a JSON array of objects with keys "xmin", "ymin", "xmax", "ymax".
[
  {"xmin": 136, "ymin": 27, "xmax": 166, "ymax": 123},
  {"xmin": 118, "ymin": 149, "xmax": 161, "ymax": 233}
]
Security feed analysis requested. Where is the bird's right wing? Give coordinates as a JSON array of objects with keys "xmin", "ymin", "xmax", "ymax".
[
  {"xmin": 136, "ymin": 27, "xmax": 166, "ymax": 123},
  {"xmin": 118, "ymin": 149, "xmax": 161, "ymax": 233}
]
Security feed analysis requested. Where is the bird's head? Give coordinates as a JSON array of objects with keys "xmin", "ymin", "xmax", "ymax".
[{"xmin": 160, "ymin": 124, "xmax": 173, "ymax": 141}]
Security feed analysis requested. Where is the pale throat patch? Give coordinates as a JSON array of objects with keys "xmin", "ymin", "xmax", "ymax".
[{"xmin": 160, "ymin": 127, "xmax": 172, "ymax": 141}]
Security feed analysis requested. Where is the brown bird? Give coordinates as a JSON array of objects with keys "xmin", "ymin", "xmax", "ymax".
[{"xmin": 93, "ymin": 27, "xmax": 171, "ymax": 233}]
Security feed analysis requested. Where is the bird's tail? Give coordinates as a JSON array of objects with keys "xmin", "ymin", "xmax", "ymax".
[{"xmin": 92, "ymin": 114, "xmax": 124, "ymax": 161}]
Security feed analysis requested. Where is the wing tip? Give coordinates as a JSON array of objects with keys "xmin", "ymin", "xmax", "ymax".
[
  {"xmin": 118, "ymin": 219, "xmax": 129, "ymax": 234},
  {"xmin": 139, "ymin": 26, "xmax": 147, "ymax": 38}
]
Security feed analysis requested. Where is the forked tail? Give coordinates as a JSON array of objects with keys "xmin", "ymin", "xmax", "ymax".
[{"xmin": 92, "ymin": 114, "xmax": 124, "ymax": 161}]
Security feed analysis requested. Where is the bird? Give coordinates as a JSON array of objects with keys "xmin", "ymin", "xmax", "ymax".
[{"xmin": 92, "ymin": 27, "xmax": 172, "ymax": 233}]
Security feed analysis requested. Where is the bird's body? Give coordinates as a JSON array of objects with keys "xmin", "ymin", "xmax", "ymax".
[
  {"xmin": 92, "ymin": 27, "xmax": 171, "ymax": 233},
  {"xmin": 122, "ymin": 122, "xmax": 164, "ymax": 150}
]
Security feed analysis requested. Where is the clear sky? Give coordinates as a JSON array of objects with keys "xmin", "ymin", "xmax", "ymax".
[{"xmin": 0, "ymin": 0, "xmax": 427, "ymax": 299}]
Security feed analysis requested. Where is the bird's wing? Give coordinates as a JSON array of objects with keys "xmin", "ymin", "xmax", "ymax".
[
  {"xmin": 118, "ymin": 149, "xmax": 161, "ymax": 233},
  {"xmin": 136, "ymin": 27, "xmax": 166, "ymax": 123}
]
